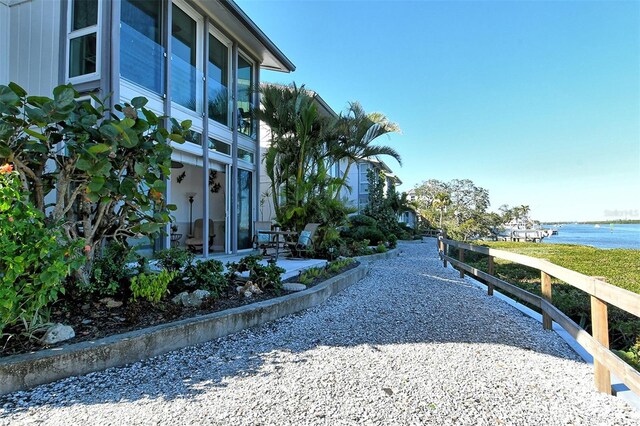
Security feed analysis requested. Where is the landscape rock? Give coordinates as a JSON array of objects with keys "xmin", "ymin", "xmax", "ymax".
[
  {"xmin": 41, "ymin": 324, "xmax": 75, "ymax": 345},
  {"xmin": 171, "ymin": 290, "xmax": 210, "ymax": 307},
  {"xmin": 99, "ymin": 298, "xmax": 123, "ymax": 309},
  {"xmin": 282, "ymin": 283, "xmax": 306, "ymax": 292},
  {"xmin": 236, "ymin": 281, "xmax": 262, "ymax": 298}
]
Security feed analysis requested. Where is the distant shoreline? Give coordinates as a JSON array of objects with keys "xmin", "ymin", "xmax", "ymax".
[{"xmin": 545, "ymin": 220, "xmax": 640, "ymax": 225}]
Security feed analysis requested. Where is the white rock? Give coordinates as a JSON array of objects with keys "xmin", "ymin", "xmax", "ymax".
[
  {"xmin": 172, "ymin": 290, "xmax": 210, "ymax": 307},
  {"xmin": 282, "ymin": 283, "xmax": 306, "ymax": 292},
  {"xmin": 41, "ymin": 323, "xmax": 75, "ymax": 344}
]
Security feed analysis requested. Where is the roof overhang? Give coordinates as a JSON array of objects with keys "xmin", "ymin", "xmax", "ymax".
[{"xmin": 201, "ymin": 0, "xmax": 295, "ymax": 73}]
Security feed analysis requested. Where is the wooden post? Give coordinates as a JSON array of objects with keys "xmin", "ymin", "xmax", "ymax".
[
  {"xmin": 458, "ymin": 248, "xmax": 465, "ymax": 278},
  {"xmin": 487, "ymin": 256, "xmax": 495, "ymax": 296},
  {"xmin": 590, "ymin": 295, "xmax": 612, "ymax": 394},
  {"xmin": 541, "ymin": 271, "xmax": 552, "ymax": 330},
  {"xmin": 442, "ymin": 233, "xmax": 448, "ymax": 268}
]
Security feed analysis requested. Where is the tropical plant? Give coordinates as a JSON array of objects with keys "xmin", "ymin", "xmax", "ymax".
[
  {"xmin": 130, "ymin": 270, "xmax": 177, "ymax": 303},
  {"xmin": 184, "ymin": 259, "xmax": 227, "ymax": 297},
  {"xmin": 225, "ymin": 255, "xmax": 285, "ymax": 290},
  {"xmin": 330, "ymin": 102, "xmax": 401, "ymax": 199},
  {"xmin": 0, "ymin": 82, "xmax": 190, "ymax": 284},
  {"xmin": 0, "ymin": 164, "xmax": 83, "ymax": 336},
  {"xmin": 91, "ymin": 241, "xmax": 137, "ymax": 297}
]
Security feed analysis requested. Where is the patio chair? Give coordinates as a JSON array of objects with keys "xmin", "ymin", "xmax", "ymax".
[
  {"xmin": 286, "ymin": 223, "xmax": 321, "ymax": 258},
  {"xmin": 253, "ymin": 221, "xmax": 274, "ymax": 255},
  {"xmin": 186, "ymin": 218, "xmax": 215, "ymax": 252}
]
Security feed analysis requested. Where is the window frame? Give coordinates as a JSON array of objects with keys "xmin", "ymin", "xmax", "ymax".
[
  {"xmin": 236, "ymin": 50, "xmax": 256, "ymax": 141},
  {"xmin": 207, "ymin": 26, "xmax": 233, "ymax": 131},
  {"xmin": 66, "ymin": 0, "xmax": 102, "ymax": 84}
]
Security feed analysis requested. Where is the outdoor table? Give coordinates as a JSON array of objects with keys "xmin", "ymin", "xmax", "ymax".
[{"xmin": 257, "ymin": 230, "xmax": 298, "ymax": 261}]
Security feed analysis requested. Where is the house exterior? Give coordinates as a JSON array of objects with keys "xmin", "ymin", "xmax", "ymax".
[
  {"xmin": 340, "ymin": 157, "xmax": 401, "ymax": 213},
  {"xmin": 0, "ymin": 0, "xmax": 294, "ymax": 255}
]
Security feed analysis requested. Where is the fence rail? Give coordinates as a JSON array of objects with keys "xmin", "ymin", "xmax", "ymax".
[{"xmin": 437, "ymin": 235, "xmax": 640, "ymax": 397}]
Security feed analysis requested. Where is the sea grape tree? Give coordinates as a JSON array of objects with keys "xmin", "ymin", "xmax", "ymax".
[{"xmin": 0, "ymin": 82, "xmax": 189, "ymax": 284}]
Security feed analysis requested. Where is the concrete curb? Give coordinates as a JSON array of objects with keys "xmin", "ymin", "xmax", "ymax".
[{"xmin": 0, "ymin": 265, "xmax": 368, "ymax": 396}]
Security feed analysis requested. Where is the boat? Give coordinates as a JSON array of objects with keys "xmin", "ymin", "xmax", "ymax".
[{"xmin": 595, "ymin": 224, "xmax": 601, "ymax": 228}]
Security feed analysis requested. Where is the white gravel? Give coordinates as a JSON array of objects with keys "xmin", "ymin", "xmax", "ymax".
[{"xmin": 1, "ymin": 241, "xmax": 638, "ymax": 425}]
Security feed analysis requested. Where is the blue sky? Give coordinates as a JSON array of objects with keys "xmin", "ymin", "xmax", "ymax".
[{"xmin": 238, "ymin": 0, "xmax": 640, "ymax": 222}]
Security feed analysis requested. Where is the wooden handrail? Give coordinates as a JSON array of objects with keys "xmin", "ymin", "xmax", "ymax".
[{"xmin": 438, "ymin": 236, "xmax": 640, "ymax": 397}]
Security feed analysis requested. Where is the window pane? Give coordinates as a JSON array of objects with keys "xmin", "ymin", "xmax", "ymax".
[
  {"xmin": 171, "ymin": 5, "xmax": 199, "ymax": 111},
  {"xmin": 69, "ymin": 33, "xmax": 97, "ymax": 77},
  {"xmin": 120, "ymin": 0, "xmax": 164, "ymax": 94},
  {"xmin": 72, "ymin": 0, "xmax": 98, "ymax": 31},
  {"xmin": 238, "ymin": 148, "xmax": 254, "ymax": 163},
  {"xmin": 209, "ymin": 138, "xmax": 230, "ymax": 155},
  {"xmin": 185, "ymin": 131, "xmax": 202, "ymax": 147},
  {"xmin": 237, "ymin": 55, "xmax": 254, "ymax": 138},
  {"xmin": 208, "ymin": 34, "xmax": 229, "ymax": 126}
]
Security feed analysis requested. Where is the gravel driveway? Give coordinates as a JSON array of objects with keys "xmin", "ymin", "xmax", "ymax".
[{"xmin": 1, "ymin": 241, "xmax": 638, "ymax": 425}]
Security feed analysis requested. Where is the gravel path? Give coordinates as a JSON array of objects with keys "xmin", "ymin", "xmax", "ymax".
[{"xmin": 1, "ymin": 241, "xmax": 638, "ymax": 425}]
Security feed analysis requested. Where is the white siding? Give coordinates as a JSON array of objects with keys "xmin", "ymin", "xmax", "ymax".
[
  {"xmin": 8, "ymin": 0, "xmax": 61, "ymax": 95},
  {"xmin": 0, "ymin": 1, "xmax": 9, "ymax": 84}
]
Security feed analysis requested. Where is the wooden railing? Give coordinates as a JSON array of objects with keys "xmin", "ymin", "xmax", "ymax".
[
  {"xmin": 422, "ymin": 229, "xmax": 441, "ymax": 238},
  {"xmin": 437, "ymin": 235, "xmax": 640, "ymax": 396}
]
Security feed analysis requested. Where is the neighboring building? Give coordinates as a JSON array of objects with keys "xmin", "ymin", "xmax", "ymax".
[
  {"xmin": 1, "ymin": 0, "xmax": 294, "ymax": 255},
  {"xmin": 340, "ymin": 157, "xmax": 401, "ymax": 213}
]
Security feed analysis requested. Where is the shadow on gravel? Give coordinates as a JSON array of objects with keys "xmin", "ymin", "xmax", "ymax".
[{"xmin": 0, "ymin": 241, "xmax": 584, "ymax": 415}]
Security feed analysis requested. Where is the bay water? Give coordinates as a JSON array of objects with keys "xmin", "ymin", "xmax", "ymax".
[{"xmin": 542, "ymin": 223, "xmax": 640, "ymax": 250}]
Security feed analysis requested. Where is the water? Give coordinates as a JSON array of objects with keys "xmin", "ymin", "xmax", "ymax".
[{"xmin": 542, "ymin": 223, "xmax": 640, "ymax": 250}]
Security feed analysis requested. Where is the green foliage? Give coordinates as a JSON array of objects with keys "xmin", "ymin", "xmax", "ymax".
[
  {"xmin": 299, "ymin": 266, "xmax": 325, "ymax": 285},
  {"xmin": 155, "ymin": 247, "xmax": 194, "ymax": 273},
  {"xmin": 326, "ymin": 257, "xmax": 355, "ymax": 274},
  {"xmin": 614, "ymin": 339, "xmax": 640, "ymax": 372},
  {"xmin": 388, "ymin": 234, "xmax": 398, "ymax": 249},
  {"xmin": 184, "ymin": 259, "xmax": 227, "ymax": 297},
  {"xmin": 0, "ymin": 82, "xmax": 190, "ymax": 284},
  {"xmin": 348, "ymin": 239, "xmax": 375, "ymax": 256},
  {"xmin": 225, "ymin": 255, "xmax": 286, "ymax": 291},
  {"xmin": 130, "ymin": 269, "xmax": 177, "ymax": 303},
  {"xmin": 413, "ymin": 178, "xmax": 492, "ymax": 240},
  {"xmin": 0, "ymin": 168, "xmax": 83, "ymax": 336},
  {"xmin": 90, "ymin": 241, "xmax": 135, "ymax": 297},
  {"xmin": 299, "ymin": 258, "xmax": 356, "ymax": 285},
  {"xmin": 376, "ymin": 244, "xmax": 388, "ymax": 253}
]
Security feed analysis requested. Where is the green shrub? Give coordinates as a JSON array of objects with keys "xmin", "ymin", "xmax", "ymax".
[
  {"xmin": 0, "ymin": 166, "xmax": 83, "ymax": 336},
  {"xmin": 351, "ymin": 226, "xmax": 386, "ymax": 246},
  {"xmin": 226, "ymin": 255, "xmax": 285, "ymax": 290},
  {"xmin": 348, "ymin": 239, "xmax": 374, "ymax": 256},
  {"xmin": 185, "ymin": 259, "xmax": 227, "ymax": 297},
  {"xmin": 91, "ymin": 241, "xmax": 136, "ymax": 296},
  {"xmin": 130, "ymin": 269, "xmax": 177, "ymax": 303},
  {"xmin": 326, "ymin": 257, "xmax": 355, "ymax": 274},
  {"xmin": 376, "ymin": 244, "xmax": 388, "ymax": 253},
  {"xmin": 299, "ymin": 267, "xmax": 326, "ymax": 285},
  {"xmin": 155, "ymin": 247, "xmax": 194, "ymax": 273},
  {"xmin": 349, "ymin": 215, "xmax": 378, "ymax": 228},
  {"xmin": 388, "ymin": 234, "xmax": 398, "ymax": 248}
]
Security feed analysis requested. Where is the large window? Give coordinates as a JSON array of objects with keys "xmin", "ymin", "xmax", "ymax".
[
  {"xmin": 171, "ymin": 4, "xmax": 201, "ymax": 112},
  {"xmin": 208, "ymin": 33, "xmax": 230, "ymax": 127},
  {"xmin": 67, "ymin": 0, "xmax": 99, "ymax": 80},
  {"xmin": 237, "ymin": 54, "xmax": 254, "ymax": 138},
  {"xmin": 120, "ymin": 0, "xmax": 164, "ymax": 95}
]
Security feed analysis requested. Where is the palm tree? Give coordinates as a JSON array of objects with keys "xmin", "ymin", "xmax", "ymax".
[
  {"xmin": 329, "ymin": 102, "xmax": 401, "ymax": 199},
  {"xmin": 433, "ymin": 192, "xmax": 451, "ymax": 229}
]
